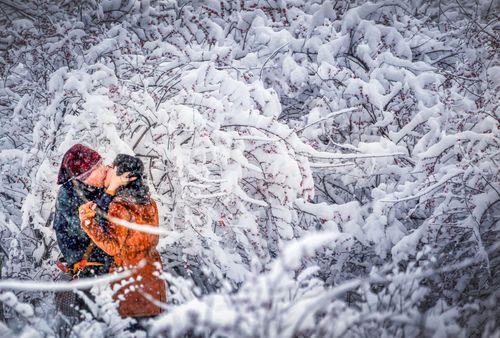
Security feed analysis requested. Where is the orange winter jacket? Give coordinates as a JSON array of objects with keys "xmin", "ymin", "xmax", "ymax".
[{"xmin": 79, "ymin": 198, "xmax": 166, "ymax": 318}]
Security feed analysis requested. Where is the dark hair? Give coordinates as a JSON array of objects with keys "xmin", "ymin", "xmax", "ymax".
[{"xmin": 112, "ymin": 154, "xmax": 151, "ymax": 204}]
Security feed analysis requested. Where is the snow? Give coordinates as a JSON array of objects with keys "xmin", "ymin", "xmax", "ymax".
[
  {"xmin": 0, "ymin": 0, "xmax": 497, "ymax": 337},
  {"xmin": 0, "ymin": 269, "xmax": 134, "ymax": 291}
]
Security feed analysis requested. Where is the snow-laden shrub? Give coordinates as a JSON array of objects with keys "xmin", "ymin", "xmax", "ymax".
[
  {"xmin": 149, "ymin": 237, "xmax": 465, "ymax": 338},
  {"xmin": 0, "ymin": 0, "xmax": 497, "ymax": 337}
]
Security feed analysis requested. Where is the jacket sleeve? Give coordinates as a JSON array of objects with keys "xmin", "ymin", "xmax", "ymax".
[
  {"xmin": 56, "ymin": 187, "xmax": 89, "ymax": 242},
  {"xmin": 93, "ymin": 192, "xmax": 114, "ymax": 229},
  {"xmin": 95, "ymin": 193, "xmax": 114, "ymax": 212},
  {"xmin": 79, "ymin": 201, "xmax": 129, "ymax": 257}
]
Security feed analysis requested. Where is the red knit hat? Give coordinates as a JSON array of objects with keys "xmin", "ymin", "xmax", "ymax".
[{"xmin": 57, "ymin": 144, "xmax": 102, "ymax": 184}]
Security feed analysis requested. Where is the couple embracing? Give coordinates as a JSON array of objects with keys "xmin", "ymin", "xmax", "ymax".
[{"xmin": 53, "ymin": 144, "xmax": 166, "ymax": 321}]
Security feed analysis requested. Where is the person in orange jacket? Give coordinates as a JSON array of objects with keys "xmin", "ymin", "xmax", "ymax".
[{"xmin": 78, "ymin": 154, "xmax": 167, "ymax": 320}]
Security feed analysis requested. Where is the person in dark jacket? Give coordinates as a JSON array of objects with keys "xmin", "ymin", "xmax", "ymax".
[{"xmin": 53, "ymin": 144, "xmax": 134, "ymax": 276}]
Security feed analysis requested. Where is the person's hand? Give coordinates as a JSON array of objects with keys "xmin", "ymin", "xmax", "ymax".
[
  {"xmin": 79, "ymin": 202, "xmax": 96, "ymax": 223},
  {"xmin": 106, "ymin": 166, "xmax": 137, "ymax": 194}
]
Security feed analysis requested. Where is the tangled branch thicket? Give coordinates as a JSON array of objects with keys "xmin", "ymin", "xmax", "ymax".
[{"xmin": 0, "ymin": 0, "xmax": 498, "ymax": 337}]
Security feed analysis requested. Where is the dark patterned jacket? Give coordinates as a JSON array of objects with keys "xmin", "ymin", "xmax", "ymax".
[{"xmin": 53, "ymin": 180, "xmax": 113, "ymax": 274}]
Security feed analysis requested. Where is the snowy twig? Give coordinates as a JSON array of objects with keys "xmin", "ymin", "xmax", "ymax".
[
  {"xmin": 295, "ymin": 107, "xmax": 360, "ymax": 134},
  {"xmin": 380, "ymin": 170, "xmax": 463, "ymax": 203},
  {"xmin": 0, "ymin": 268, "xmax": 134, "ymax": 291},
  {"xmin": 259, "ymin": 42, "xmax": 290, "ymax": 80}
]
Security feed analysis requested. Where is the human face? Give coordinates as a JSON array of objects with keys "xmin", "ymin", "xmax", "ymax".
[
  {"xmin": 83, "ymin": 163, "xmax": 109, "ymax": 188},
  {"xmin": 104, "ymin": 165, "xmax": 116, "ymax": 188}
]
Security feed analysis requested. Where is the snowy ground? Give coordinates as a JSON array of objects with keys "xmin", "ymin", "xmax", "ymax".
[{"xmin": 0, "ymin": 1, "xmax": 498, "ymax": 337}]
